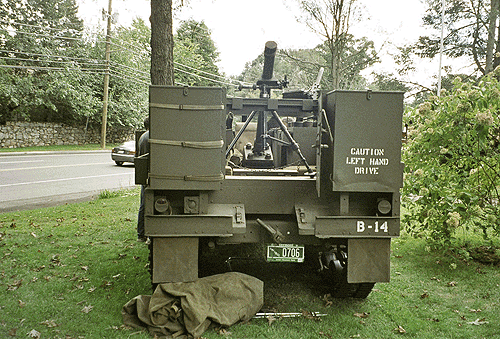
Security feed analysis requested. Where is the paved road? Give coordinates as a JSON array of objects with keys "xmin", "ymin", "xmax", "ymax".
[{"xmin": 0, "ymin": 151, "xmax": 136, "ymax": 212}]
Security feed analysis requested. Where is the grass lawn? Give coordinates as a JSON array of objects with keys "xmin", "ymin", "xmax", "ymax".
[{"xmin": 1, "ymin": 189, "xmax": 499, "ymax": 338}]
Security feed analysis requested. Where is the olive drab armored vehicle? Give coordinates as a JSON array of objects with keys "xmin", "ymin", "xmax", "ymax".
[{"xmin": 135, "ymin": 41, "xmax": 404, "ymax": 298}]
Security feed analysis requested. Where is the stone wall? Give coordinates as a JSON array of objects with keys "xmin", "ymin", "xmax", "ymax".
[{"xmin": 0, "ymin": 121, "xmax": 134, "ymax": 148}]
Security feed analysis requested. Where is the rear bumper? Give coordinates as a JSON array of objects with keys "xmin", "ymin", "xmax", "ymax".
[{"xmin": 111, "ymin": 153, "xmax": 135, "ymax": 163}]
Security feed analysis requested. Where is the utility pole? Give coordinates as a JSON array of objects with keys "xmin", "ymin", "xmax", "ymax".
[
  {"xmin": 101, "ymin": 0, "xmax": 112, "ymax": 149},
  {"xmin": 437, "ymin": 0, "xmax": 445, "ymax": 97}
]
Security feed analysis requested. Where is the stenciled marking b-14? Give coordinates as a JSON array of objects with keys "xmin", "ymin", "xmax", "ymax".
[{"xmin": 356, "ymin": 220, "xmax": 388, "ymax": 233}]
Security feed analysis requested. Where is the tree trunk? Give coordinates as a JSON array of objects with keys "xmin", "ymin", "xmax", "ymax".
[
  {"xmin": 485, "ymin": 0, "xmax": 499, "ymax": 74},
  {"xmin": 150, "ymin": 0, "xmax": 174, "ymax": 86}
]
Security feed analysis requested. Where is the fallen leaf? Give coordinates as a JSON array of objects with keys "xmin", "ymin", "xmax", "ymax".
[
  {"xmin": 101, "ymin": 281, "xmax": 113, "ymax": 288},
  {"xmin": 7, "ymin": 280, "xmax": 22, "ymax": 291},
  {"xmin": 88, "ymin": 286, "xmax": 96, "ymax": 293},
  {"xmin": 118, "ymin": 254, "xmax": 127, "ymax": 259},
  {"xmin": 40, "ymin": 320, "xmax": 59, "ymax": 328},
  {"xmin": 30, "ymin": 232, "xmax": 37, "ymax": 238},
  {"xmin": 18, "ymin": 300, "xmax": 26, "ymax": 308},
  {"xmin": 301, "ymin": 310, "xmax": 322, "ymax": 321},
  {"xmin": 394, "ymin": 325, "xmax": 406, "ymax": 333},
  {"xmin": 468, "ymin": 318, "xmax": 488, "ymax": 325},
  {"xmin": 112, "ymin": 274, "xmax": 121, "ymax": 279},
  {"xmin": 322, "ymin": 294, "xmax": 333, "ymax": 307},
  {"xmin": 266, "ymin": 315, "xmax": 276, "ymax": 326},
  {"xmin": 34, "ymin": 265, "xmax": 45, "ymax": 272},
  {"xmin": 81, "ymin": 305, "xmax": 93, "ymax": 313},
  {"xmin": 81, "ymin": 266, "xmax": 88, "ymax": 271},
  {"xmin": 420, "ymin": 292, "xmax": 429, "ymax": 299},
  {"xmin": 27, "ymin": 329, "xmax": 41, "ymax": 338},
  {"xmin": 469, "ymin": 308, "xmax": 481, "ymax": 313},
  {"xmin": 447, "ymin": 281, "xmax": 457, "ymax": 287},
  {"xmin": 8, "ymin": 328, "xmax": 17, "ymax": 336},
  {"xmin": 319, "ymin": 331, "xmax": 333, "ymax": 338},
  {"xmin": 218, "ymin": 328, "xmax": 231, "ymax": 336},
  {"xmin": 353, "ymin": 312, "xmax": 369, "ymax": 319}
]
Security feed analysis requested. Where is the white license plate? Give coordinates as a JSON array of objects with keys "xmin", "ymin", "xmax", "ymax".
[{"xmin": 266, "ymin": 244, "xmax": 304, "ymax": 263}]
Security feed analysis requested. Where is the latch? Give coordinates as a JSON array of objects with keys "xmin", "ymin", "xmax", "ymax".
[{"xmin": 235, "ymin": 206, "xmax": 244, "ymax": 223}]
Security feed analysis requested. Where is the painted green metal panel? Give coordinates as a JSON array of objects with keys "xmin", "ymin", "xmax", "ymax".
[
  {"xmin": 347, "ymin": 238, "xmax": 391, "ymax": 283},
  {"xmin": 152, "ymin": 237, "xmax": 198, "ymax": 283},
  {"xmin": 149, "ymin": 86, "xmax": 226, "ymax": 190},
  {"xmin": 325, "ymin": 91, "xmax": 404, "ymax": 192}
]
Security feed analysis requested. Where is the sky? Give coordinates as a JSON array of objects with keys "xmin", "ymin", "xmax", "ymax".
[{"xmin": 77, "ymin": 0, "xmax": 446, "ymax": 86}]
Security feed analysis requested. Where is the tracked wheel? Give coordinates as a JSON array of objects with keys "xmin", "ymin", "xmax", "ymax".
[{"xmin": 324, "ymin": 249, "xmax": 374, "ymax": 299}]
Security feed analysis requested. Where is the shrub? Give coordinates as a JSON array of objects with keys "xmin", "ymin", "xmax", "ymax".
[{"xmin": 402, "ymin": 71, "xmax": 500, "ymax": 246}]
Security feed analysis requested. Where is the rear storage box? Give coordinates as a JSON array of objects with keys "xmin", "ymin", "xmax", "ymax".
[
  {"xmin": 324, "ymin": 90, "xmax": 404, "ymax": 192},
  {"xmin": 149, "ymin": 86, "xmax": 226, "ymax": 190}
]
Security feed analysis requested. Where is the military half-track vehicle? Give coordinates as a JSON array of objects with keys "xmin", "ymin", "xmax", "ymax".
[{"xmin": 135, "ymin": 41, "xmax": 404, "ymax": 298}]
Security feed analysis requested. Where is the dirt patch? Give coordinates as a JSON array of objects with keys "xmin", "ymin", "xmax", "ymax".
[{"xmin": 198, "ymin": 243, "xmax": 333, "ymax": 311}]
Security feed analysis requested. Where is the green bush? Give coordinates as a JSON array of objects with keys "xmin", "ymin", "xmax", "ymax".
[{"xmin": 402, "ymin": 70, "xmax": 500, "ymax": 246}]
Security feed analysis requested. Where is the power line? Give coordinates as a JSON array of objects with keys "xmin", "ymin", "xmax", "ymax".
[
  {"xmin": 174, "ymin": 61, "xmax": 246, "ymax": 85},
  {"xmin": 0, "ymin": 56, "xmax": 107, "ymax": 68},
  {"xmin": 108, "ymin": 34, "xmax": 149, "ymax": 54},
  {"xmin": 109, "ymin": 60, "xmax": 149, "ymax": 76},
  {"xmin": 105, "ymin": 39, "xmax": 149, "ymax": 57},
  {"xmin": 1, "ymin": 26, "xmax": 239, "ymax": 88},
  {"xmin": 0, "ymin": 64, "xmax": 106, "ymax": 73},
  {"xmin": 0, "ymin": 18, "xmax": 84, "ymax": 34},
  {"xmin": 174, "ymin": 67, "xmax": 238, "ymax": 87},
  {"xmin": 108, "ymin": 69, "xmax": 149, "ymax": 86},
  {"xmin": 3, "ymin": 26, "xmax": 238, "ymax": 87},
  {"xmin": 0, "ymin": 48, "xmax": 151, "ymax": 81},
  {"xmin": 0, "ymin": 49, "xmax": 105, "ymax": 64},
  {"xmin": 109, "ymin": 65, "xmax": 149, "ymax": 83},
  {"xmin": 2, "ymin": 26, "xmax": 91, "ymax": 44},
  {"xmin": 0, "ymin": 49, "xmax": 150, "ymax": 77}
]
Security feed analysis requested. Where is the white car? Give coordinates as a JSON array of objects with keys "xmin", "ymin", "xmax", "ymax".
[{"xmin": 111, "ymin": 141, "xmax": 135, "ymax": 166}]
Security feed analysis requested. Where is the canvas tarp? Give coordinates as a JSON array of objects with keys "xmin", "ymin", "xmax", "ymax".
[{"xmin": 122, "ymin": 272, "xmax": 264, "ymax": 338}]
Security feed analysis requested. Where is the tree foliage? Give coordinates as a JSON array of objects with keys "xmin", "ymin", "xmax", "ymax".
[
  {"xmin": 0, "ymin": 0, "xmax": 221, "ymax": 131},
  {"xmin": 174, "ymin": 19, "xmax": 222, "ymax": 86},
  {"xmin": 237, "ymin": 35, "xmax": 377, "ymax": 97},
  {"xmin": 0, "ymin": 0, "xmax": 90, "ymax": 124},
  {"xmin": 416, "ymin": 0, "xmax": 500, "ymax": 75},
  {"xmin": 295, "ymin": 0, "xmax": 378, "ymax": 89},
  {"xmin": 402, "ymin": 71, "xmax": 500, "ymax": 246}
]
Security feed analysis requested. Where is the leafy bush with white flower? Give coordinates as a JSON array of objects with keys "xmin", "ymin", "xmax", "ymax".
[{"xmin": 402, "ymin": 71, "xmax": 500, "ymax": 246}]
